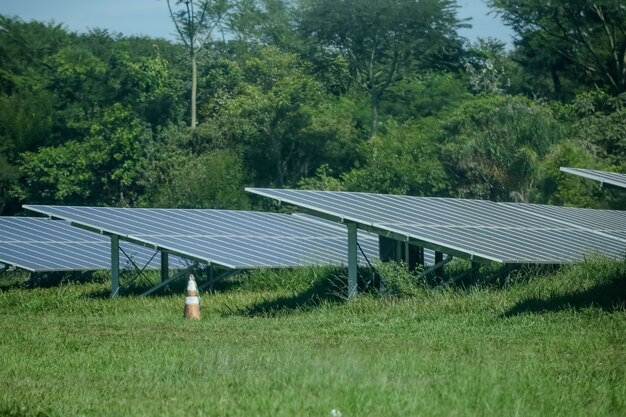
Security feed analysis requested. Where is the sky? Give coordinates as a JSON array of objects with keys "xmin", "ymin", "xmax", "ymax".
[{"xmin": 0, "ymin": 0, "xmax": 514, "ymax": 46}]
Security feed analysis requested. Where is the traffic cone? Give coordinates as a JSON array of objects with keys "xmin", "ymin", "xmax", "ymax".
[{"xmin": 184, "ymin": 274, "xmax": 201, "ymax": 320}]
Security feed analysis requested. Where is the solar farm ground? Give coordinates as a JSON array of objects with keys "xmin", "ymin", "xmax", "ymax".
[{"xmin": 1, "ymin": 260, "xmax": 625, "ymax": 417}]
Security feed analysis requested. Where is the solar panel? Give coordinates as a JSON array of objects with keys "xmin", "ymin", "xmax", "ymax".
[
  {"xmin": 245, "ymin": 188, "xmax": 626, "ymax": 264},
  {"xmin": 293, "ymin": 213, "xmax": 436, "ymax": 265},
  {"xmin": 0, "ymin": 217, "xmax": 188, "ymax": 272},
  {"xmin": 560, "ymin": 167, "xmax": 626, "ymax": 189},
  {"xmin": 503, "ymin": 202, "xmax": 626, "ymax": 232},
  {"xmin": 21, "ymin": 206, "xmax": 380, "ymax": 269}
]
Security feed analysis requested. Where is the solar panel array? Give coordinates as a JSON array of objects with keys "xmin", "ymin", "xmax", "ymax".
[
  {"xmin": 22, "ymin": 206, "xmax": 379, "ymax": 269},
  {"xmin": 560, "ymin": 167, "xmax": 626, "ymax": 189},
  {"xmin": 0, "ymin": 217, "xmax": 188, "ymax": 272},
  {"xmin": 246, "ymin": 188, "xmax": 626, "ymax": 264}
]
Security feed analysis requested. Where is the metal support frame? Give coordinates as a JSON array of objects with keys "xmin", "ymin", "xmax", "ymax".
[
  {"xmin": 140, "ymin": 268, "xmax": 187, "ymax": 297},
  {"xmin": 347, "ymin": 222, "xmax": 358, "ymax": 300},
  {"xmin": 395, "ymin": 240, "xmax": 402, "ymax": 263},
  {"xmin": 160, "ymin": 252, "xmax": 169, "ymax": 283},
  {"xmin": 482, "ymin": 264, "xmax": 516, "ymax": 285},
  {"xmin": 417, "ymin": 246, "xmax": 424, "ymax": 267},
  {"xmin": 471, "ymin": 261, "xmax": 481, "ymax": 283},
  {"xmin": 434, "ymin": 251, "xmax": 444, "ymax": 277},
  {"xmin": 404, "ymin": 243, "xmax": 410, "ymax": 269},
  {"xmin": 422, "ymin": 254, "xmax": 453, "ymax": 278},
  {"xmin": 111, "ymin": 235, "xmax": 120, "ymax": 297},
  {"xmin": 378, "ymin": 236, "xmax": 420, "ymax": 271},
  {"xmin": 438, "ymin": 261, "xmax": 481, "ymax": 288},
  {"xmin": 198, "ymin": 269, "xmax": 241, "ymax": 291},
  {"xmin": 0, "ymin": 265, "xmax": 9, "ymax": 278}
]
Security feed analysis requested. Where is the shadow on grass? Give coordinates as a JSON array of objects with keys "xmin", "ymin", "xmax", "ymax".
[
  {"xmin": 230, "ymin": 278, "xmax": 346, "ymax": 317},
  {"xmin": 503, "ymin": 277, "xmax": 626, "ymax": 317},
  {"xmin": 0, "ymin": 270, "xmax": 107, "ymax": 292},
  {"xmin": 82, "ymin": 275, "xmax": 192, "ymax": 299},
  {"xmin": 222, "ymin": 269, "xmax": 384, "ymax": 317}
]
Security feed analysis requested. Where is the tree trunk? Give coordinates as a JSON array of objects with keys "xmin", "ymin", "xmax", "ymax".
[
  {"xmin": 191, "ymin": 53, "xmax": 197, "ymax": 129},
  {"xmin": 370, "ymin": 91, "xmax": 379, "ymax": 136}
]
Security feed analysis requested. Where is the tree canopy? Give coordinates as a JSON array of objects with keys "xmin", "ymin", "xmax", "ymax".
[
  {"xmin": 1, "ymin": 1, "xmax": 624, "ymax": 215},
  {"xmin": 489, "ymin": 0, "xmax": 626, "ymax": 95}
]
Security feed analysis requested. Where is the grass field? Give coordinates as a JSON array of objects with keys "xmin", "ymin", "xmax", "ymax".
[{"xmin": 1, "ymin": 259, "xmax": 625, "ymax": 417}]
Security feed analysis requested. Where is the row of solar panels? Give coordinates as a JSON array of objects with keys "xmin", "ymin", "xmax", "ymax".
[
  {"xmin": 0, "ymin": 217, "xmax": 189, "ymax": 272},
  {"xmin": 0, "ymin": 212, "xmax": 389, "ymax": 273},
  {"xmin": 2, "ymin": 167, "xmax": 623, "ymax": 274},
  {"xmin": 561, "ymin": 167, "xmax": 626, "ymax": 189},
  {"xmin": 243, "ymin": 188, "xmax": 626, "ymax": 264}
]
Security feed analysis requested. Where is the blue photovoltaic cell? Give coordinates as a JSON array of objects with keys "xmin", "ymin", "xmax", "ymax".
[
  {"xmin": 245, "ymin": 188, "xmax": 626, "ymax": 264},
  {"xmin": 0, "ymin": 217, "xmax": 188, "ymax": 272},
  {"xmin": 22, "ymin": 206, "xmax": 380, "ymax": 269},
  {"xmin": 560, "ymin": 167, "xmax": 626, "ymax": 189}
]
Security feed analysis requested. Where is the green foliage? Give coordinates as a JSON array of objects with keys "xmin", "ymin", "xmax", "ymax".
[
  {"xmin": 343, "ymin": 119, "xmax": 449, "ymax": 195},
  {"xmin": 381, "ymin": 72, "xmax": 470, "ymax": 121},
  {"xmin": 507, "ymin": 256, "xmax": 626, "ymax": 313},
  {"xmin": 0, "ymin": 88, "xmax": 57, "ymax": 157},
  {"xmin": 17, "ymin": 104, "xmax": 151, "ymax": 206},
  {"xmin": 463, "ymin": 38, "xmax": 525, "ymax": 96},
  {"xmin": 148, "ymin": 148, "xmax": 250, "ymax": 209},
  {"xmin": 534, "ymin": 91, "xmax": 626, "ymax": 208},
  {"xmin": 238, "ymin": 265, "xmax": 342, "ymax": 293},
  {"xmin": 199, "ymin": 46, "xmax": 354, "ymax": 187},
  {"xmin": 489, "ymin": 0, "xmax": 626, "ymax": 95},
  {"xmin": 537, "ymin": 141, "xmax": 609, "ymax": 208},
  {"xmin": 298, "ymin": 165, "xmax": 344, "ymax": 191},
  {"xmin": 2, "ymin": 4, "xmax": 625, "ymax": 215},
  {"xmin": 375, "ymin": 261, "xmax": 426, "ymax": 298},
  {"xmin": 568, "ymin": 91, "xmax": 626, "ymax": 168},
  {"xmin": 438, "ymin": 94, "xmax": 565, "ymax": 201},
  {"xmin": 0, "ymin": 155, "xmax": 19, "ymax": 214},
  {"xmin": 0, "ymin": 16, "xmax": 71, "ymax": 93},
  {"xmin": 112, "ymin": 49, "xmax": 183, "ymax": 128},
  {"xmin": 299, "ymin": 0, "xmax": 466, "ymax": 134}
]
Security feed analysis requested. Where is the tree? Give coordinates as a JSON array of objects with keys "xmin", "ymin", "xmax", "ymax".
[
  {"xmin": 0, "ymin": 16, "xmax": 70, "ymax": 94},
  {"xmin": 16, "ymin": 104, "xmax": 151, "ymax": 206},
  {"xmin": 199, "ymin": 47, "xmax": 347, "ymax": 187},
  {"xmin": 538, "ymin": 141, "xmax": 618, "ymax": 209},
  {"xmin": 437, "ymin": 94, "xmax": 566, "ymax": 202},
  {"xmin": 488, "ymin": 0, "xmax": 626, "ymax": 95},
  {"xmin": 566, "ymin": 90, "xmax": 626, "ymax": 168},
  {"xmin": 146, "ymin": 149, "xmax": 250, "ymax": 209},
  {"xmin": 227, "ymin": 0, "xmax": 298, "ymax": 49},
  {"xmin": 167, "ymin": 0, "xmax": 230, "ymax": 128},
  {"xmin": 298, "ymin": 0, "xmax": 466, "ymax": 135},
  {"xmin": 342, "ymin": 119, "xmax": 450, "ymax": 195}
]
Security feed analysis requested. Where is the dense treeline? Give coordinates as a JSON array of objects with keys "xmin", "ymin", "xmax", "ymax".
[{"xmin": 1, "ymin": 0, "xmax": 625, "ymax": 215}]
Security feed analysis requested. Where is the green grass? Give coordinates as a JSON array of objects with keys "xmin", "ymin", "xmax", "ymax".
[{"xmin": 0, "ymin": 259, "xmax": 625, "ymax": 417}]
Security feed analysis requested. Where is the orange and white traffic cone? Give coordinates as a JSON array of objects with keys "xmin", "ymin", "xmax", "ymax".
[{"xmin": 184, "ymin": 274, "xmax": 201, "ymax": 320}]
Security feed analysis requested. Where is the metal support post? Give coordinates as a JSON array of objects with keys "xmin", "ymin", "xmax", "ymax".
[
  {"xmin": 111, "ymin": 235, "xmax": 119, "ymax": 298},
  {"xmin": 395, "ymin": 240, "xmax": 402, "ymax": 263},
  {"xmin": 416, "ymin": 246, "xmax": 425, "ymax": 268},
  {"xmin": 207, "ymin": 265, "xmax": 214, "ymax": 291},
  {"xmin": 483, "ymin": 264, "xmax": 514, "ymax": 285},
  {"xmin": 160, "ymin": 251, "xmax": 169, "ymax": 283},
  {"xmin": 140, "ymin": 270, "xmax": 185, "ymax": 297},
  {"xmin": 198, "ymin": 269, "xmax": 241, "ymax": 291},
  {"xmin": 434, "ymin": 251, "xmax": 444, "ymax": 277},
  {"xmin": 406, "ymin": 244, "xmax": 419, "ymax": 271},
  {"xmin": 471, "ymin": 262, "xmax": 481, "ymax": 283},
  {"xmin": 347, "ymin": 222, "xmax": 358, "ymax": 300}
]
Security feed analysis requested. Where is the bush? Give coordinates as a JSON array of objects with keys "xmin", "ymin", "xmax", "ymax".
[{"xmin": 375, "ymin": 261, "xmax": 426, "ymax": 298}]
